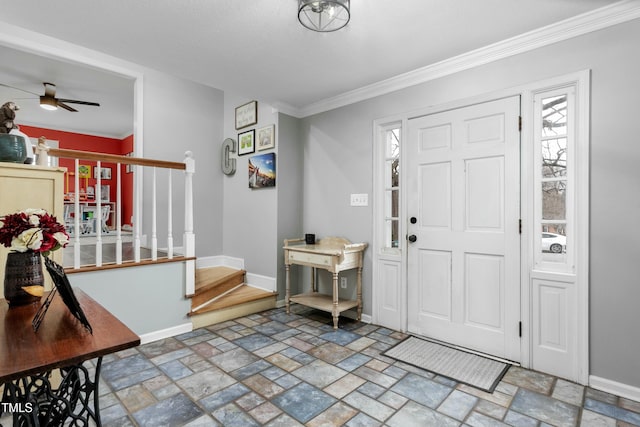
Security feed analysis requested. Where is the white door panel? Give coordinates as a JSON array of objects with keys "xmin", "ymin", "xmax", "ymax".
[
  {"xmin": 419, "ymin": 162, "xmax": 451, "ymax": 229},
  {"xmin": 407, "ymin": 96, "xmax": 521, "ymax": 361},
  {"xmin": 418, "ymin": 249, "xmax": 452, "ymax": 320}
]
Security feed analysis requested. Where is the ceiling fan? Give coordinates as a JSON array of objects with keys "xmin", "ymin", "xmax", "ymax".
[{"xmin": 0, "ymin": 82, "xmax": 100, "ymax": 112}]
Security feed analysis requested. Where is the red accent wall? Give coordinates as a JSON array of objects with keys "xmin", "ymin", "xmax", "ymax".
[{"xmin": 21, "ymin": 125, "xmax": 134, "ymax": 226}]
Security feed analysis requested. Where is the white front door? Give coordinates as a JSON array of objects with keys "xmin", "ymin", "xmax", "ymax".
[{"xmin": 406, "ymin": 96, "xmax": 521, "ymax": 361}]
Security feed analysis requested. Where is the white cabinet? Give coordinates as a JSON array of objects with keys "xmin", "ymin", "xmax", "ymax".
[{"xmin": 0, "ymin": 163, "xmax": 65, "ymax": 295}]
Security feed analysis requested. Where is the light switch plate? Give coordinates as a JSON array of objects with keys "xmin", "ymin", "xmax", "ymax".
[{"xmin": 350, "ymin": 193, "xmax": 368, "ymax": 206}]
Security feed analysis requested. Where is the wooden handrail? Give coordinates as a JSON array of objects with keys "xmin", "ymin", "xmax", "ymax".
[{"xmin": 47, "ymin": 147, "xmax": 186, "ymax": 170}]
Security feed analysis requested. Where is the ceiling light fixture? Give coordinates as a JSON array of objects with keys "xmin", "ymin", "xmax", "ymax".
[
  {"xmin": 39, "ymin": 96, "xmax": 58, "ymax": 111},
  {"xmin": 298, "ymin": 0, "xmax": 350, "ymax": 32}
]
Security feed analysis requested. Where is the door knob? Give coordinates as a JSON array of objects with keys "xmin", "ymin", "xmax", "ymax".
[{"xmin": 408, "ymin": 234, "xmax": 417, "ymax": 243}]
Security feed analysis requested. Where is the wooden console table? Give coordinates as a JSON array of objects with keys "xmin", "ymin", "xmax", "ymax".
[
  {"xmin": 0, "ymin": 289, "xmax": 140, "ymax": 426},
  {"xmin": 284, "ymin": 237, "xmax": 367, "ymax": 329}
]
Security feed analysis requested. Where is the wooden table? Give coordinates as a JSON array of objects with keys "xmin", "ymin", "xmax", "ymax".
[
  {"xmin": 284, "ymin": 237, "xmax": 367, "ymax": 329},
  {"xmin": 0, "ymin": 289, "xmax": 140, "ymax": 426}
]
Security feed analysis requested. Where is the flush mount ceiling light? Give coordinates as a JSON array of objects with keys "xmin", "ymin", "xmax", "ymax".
[{"xmin": 298, "ymin": 0, "xmax": 350, "ymax": 32}]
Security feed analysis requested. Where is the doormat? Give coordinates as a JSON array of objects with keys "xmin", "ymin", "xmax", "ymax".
[{"xmin": 382, "ymin": 336, "xmax": 511, "ymax": 393}]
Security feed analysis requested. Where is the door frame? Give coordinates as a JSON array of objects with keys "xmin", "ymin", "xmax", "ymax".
[{"xmin": 372, "ymin": 71, "xmax": 589, "ymax": 383}]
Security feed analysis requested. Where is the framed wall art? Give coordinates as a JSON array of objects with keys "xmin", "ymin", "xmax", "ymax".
[
  {"xmin": 93, "ymin": 166, "xmax": 112, "ymax": 180},
  {"xmin": 78, "ymin": 165, "xmax": 91, "ymax": 179},
  {"xmin": 235, "ymin": 100, "xmax": 258, "ymax": 130},
  {"xmin": 249, "ymin": 153, "xmax": 276, "ymax": 189},
  {"xmin": 257, "ymin": 124, "xmax": 275, "ymax": 151},
  {"xmin": 238, "ymin": 129, "xmax": 255, "ymax": 156}
]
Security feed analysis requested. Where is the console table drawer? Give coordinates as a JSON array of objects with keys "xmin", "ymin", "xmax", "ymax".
[{"xmin": 288, "ymin": 251, "xmax": 332, "ymax": 267}]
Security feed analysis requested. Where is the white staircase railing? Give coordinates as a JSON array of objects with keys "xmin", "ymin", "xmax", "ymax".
[{"xmin": 35, "ymin": 139, "xmax": 196, "ymax": 294}]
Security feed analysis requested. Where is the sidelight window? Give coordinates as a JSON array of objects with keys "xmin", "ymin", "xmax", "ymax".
[
  {"xmin": 382, "ymin": 125, "xmax": 401, "ymax": 250},
  {"xmin": 535, "ymin": 90, "xmax": 574, "ymax": 270}
]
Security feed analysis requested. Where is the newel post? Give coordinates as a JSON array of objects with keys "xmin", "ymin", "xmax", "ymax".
[
  {"xmin": 35, "ymin": 136, "xmax": 49, "ymax": 166},
  {"xmin": 183, "ymin": 151, "xmax": 196, "ymax": 296}
]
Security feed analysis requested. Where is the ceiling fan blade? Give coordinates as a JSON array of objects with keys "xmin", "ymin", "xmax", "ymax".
[
  {"xmin": 43, "ymin": 82, "xmax": 56, "ymax": 97},
  {"xmin": 57, "ymin": 98, "xmax": 100, "ymax": 107},
  {"xmin": 56, "ymin": 101, "xmax": 78, "ymax": 112},
  {"xmin": 0, "ymin": 82, "xmax": 40, "ymax": 96}
]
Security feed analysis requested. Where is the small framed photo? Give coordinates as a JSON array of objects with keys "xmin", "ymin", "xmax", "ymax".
[
  {"xmin": 100, "ymin": 185, "xmax": 110, "ymax": 202},
  {"xmin": 94, "ymin": 166, "xmax": 112, "ymax": 180},
  {"xmin": 78, "ymin": 165, "xmax": 91, "ymax": 179},
  {"xmin": 238, "ymin": 129, "xmax": 255, "ymax": 156},
  {"xmin": 249, "ymin": 153, "xmax": 276, "ymax": 189},
  {"xmin": 257, "ymin": 125, "xmax": 275, "ymax": 151},
  {"xmin": 235, "ymin": 100, "xmax": 258, "ymax": 130}
]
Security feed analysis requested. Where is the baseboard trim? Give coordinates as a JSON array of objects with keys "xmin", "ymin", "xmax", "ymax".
[
  {"xmin": 246, "ymin": 272, "xmax": 276, "ymax": 293},
  {"xmin": 139, "ymin": 322, "xmax": 193, "ymax": 345},
  {"xmin": 589, "ymin": 375, "xmax": 640, "ymax": 402},
  {"xmin": 196, "ymin": 255, "xmax": 244, "ymax": 270}
]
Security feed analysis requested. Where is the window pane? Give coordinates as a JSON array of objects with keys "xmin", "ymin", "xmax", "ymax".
[
  {"xmin": 391, "ymin": 158, "xmax": 399, "ymax": 187},
  {"xmin": 542, "ymin": 181, "xmax": 566, "ymax": 220},
  {"xmin": 542, "ymin": 95, "xmax": 567, "ymax": 137},
  {"xmin": 385, "ymin": 159, "xmax": 399, "ymax": 188},
  {"xmin": 391, "ymin": 189, "xmax": 399, "ymax": 218},
  {"xmin": 386, "ymin": 128, "xmax": 400, "ymax": 158},
  {"xmin": 384, "ymin": 190, "xmax": 399, "ymax": 219},
  {"xmin": 391, "ymin": 220, "xmax": 399, "ymax": 248},
  {"xmin": 540, "ymin": 224, "xmax": 567, "ymax": 263},
  {"xmin": 384, "ymin": 219, "xmax": 400, "ymax": 249},
  {"xmin": 542, "ymin": 138, "xmax": 567, "ymax": 178}
]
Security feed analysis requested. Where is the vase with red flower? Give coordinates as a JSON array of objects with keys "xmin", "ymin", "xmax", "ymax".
[{"xmin": 1, "ymin": 208, "xmax": 69, "ymax": 307}]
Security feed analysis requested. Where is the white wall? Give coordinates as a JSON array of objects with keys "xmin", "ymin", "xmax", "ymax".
[
  {"xmin": 276, "ymin": 113, "xmax": 304, "ymax": 298},
  {"xmin": 222, "ymin": 94, "xmax": 279, "ymax": 277},
  {"xmin": 71, "ymin": 263, "xmax": 190, "ymax": 337},
  {"xmin": 141, "ymin": 70, "xmax": 224, "ymax": 257}
]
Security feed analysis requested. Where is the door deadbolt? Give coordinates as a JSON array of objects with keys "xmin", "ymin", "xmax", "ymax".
[{"xmin": 410, "ymin": 217, "xmax": 417, "ymax": 224}]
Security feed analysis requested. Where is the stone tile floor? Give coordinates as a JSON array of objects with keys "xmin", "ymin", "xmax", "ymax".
[{"xmin": 61, "ymin": 307, "xmax": 640, "ymax": 425}]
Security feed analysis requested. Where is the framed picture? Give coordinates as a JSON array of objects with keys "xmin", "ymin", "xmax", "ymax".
[
  {"xmin": 257, "ymin": 124, "xmax": 275, "ymax": 151},
  {"xmin": 100, "ymin": 185, "xmax": 110, "ymax": 202},
  {"xmin": 78, "ymin": 165, "xmax": 91, "ymax": 179},
  {"xmin": 249, "ymin": 153, "xmax": 276, "ymax": 189},
  {"xmin": 94, "ymin": 166, "xmax": 112, "ymax": 180},
  {"xmin": 40, "ymin": 257, "xmax": 93, "ymax": 333},
  {"xmin": 238, "ymin": 129, "xmax": 255, "ymax": 156},
  {"xmin": 235, "ymin": 100, "xmax": 258, "ymax": 130}
]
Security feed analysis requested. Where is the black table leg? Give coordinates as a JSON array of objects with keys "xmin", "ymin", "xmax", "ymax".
[{"xmin": 1, "ymin": 357, "xmax": 103, "ymax": 426}]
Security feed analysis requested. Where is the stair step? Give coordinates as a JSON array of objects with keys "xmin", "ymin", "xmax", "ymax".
[
  {"xmin": 189, "ymin": 284, "xmax": 276, "ymax": 316},
  {"xmin": 192, "ymin": 267, "xmax": 245, "ymax": 308}
]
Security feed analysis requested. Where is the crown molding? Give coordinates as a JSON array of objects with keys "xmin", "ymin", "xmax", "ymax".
[{"xmin": 296, "ymin": 0, "xmax": 640, "ymax": 118}]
